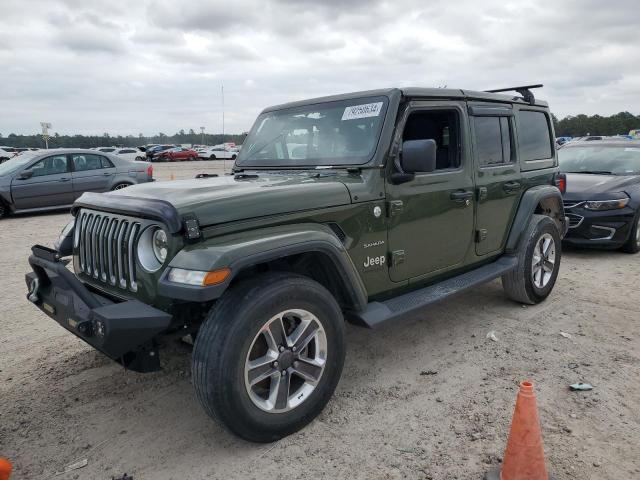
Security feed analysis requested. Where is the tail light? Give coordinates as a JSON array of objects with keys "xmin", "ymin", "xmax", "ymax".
[
  {"xmin": 554, "ymin": 173, "xmax": 566, "ymax": 194},
  {"xmin": 147, "ymin": 164, "xmax": 153, "ymax": 178}
]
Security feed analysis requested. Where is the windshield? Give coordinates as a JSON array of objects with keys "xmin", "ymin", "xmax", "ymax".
[
  {"xmin": 0, "ymin": 154, "xmax": 36, "ymax": 176},
  {"xmin": 236, "ymin": 96, "xmax": 389, "ymax": 167},
  {"xmin": 559, "ymin": 145, "xmax": 640, "ymax": 175}
]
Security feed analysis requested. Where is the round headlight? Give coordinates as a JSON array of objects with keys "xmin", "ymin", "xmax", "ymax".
[
  {"xmin": 152, "ymin": 229, "xmax": 168, "ymax": 263},
  {"xmin": 138, "ymin": 226, "xmax": 168, "ymax": 272}
]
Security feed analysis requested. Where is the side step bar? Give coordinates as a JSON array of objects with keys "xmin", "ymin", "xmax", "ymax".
[{"xmin": 351, "ymin": 256, "xmax": 518, "ymax": 328}]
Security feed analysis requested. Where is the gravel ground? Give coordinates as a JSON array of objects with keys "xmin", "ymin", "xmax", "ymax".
[{"xmin": 1, "ymin": 161, "xmax": 638, "ymax": 480}]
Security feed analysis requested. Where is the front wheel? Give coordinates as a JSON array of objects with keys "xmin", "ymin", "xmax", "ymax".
[
  {"xmin": 192, "ymin": 273, "xmax": 345, "ymax": 442},
  {"xmin": 502, "ymin": 215, "xmax": 562, "ymax": 304},
  {"xmin": 209, "ymin": 154, "xmax": 216, "ymax": 160},
  {"xmin": 621, "ymin": 213, "xmax": 640, "ymax": 254}
]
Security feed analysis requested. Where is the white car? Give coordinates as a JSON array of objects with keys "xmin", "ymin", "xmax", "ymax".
[
  {"xmin": 197, "ymin": 145, "xmax": 238, "ymax": 160},
  {"xmin": 0, "ymin": 146, "xmax": 17, "ymax": 162},
  {"xmin": 112, "ymin": 148, "xmax": 145, "ymax": 162}
]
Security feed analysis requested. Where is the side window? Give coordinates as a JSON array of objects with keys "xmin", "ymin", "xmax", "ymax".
[
  {"xmin": 100, "ymin": 156, "xmax": 114, "ymax": 168},
  {"xmin": 517, "ymin": 110, "xmax": 552, "ymax": 161},
  {"xmin": 402, "ymin": 110, "xmax": 460, "ymax": 170},
  {"xmin": 474, "ymin": 116, "xmax": 513, "ymax": 166},
  {"xmin": 72, "ymin": 154, "xmax": 106, "ymax": 172},
  {"xmin": 30, "ymin": 155, "xmax": 68, "ymax": 177}
]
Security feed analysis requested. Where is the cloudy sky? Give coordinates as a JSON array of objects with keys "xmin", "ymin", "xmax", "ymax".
[{"xmin": 1, "ymin": 0, "xmax": 638, "ymax": 136}]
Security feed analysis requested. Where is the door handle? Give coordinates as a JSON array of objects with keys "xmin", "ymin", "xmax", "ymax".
[
  {"xmin": 59, "ymin": 177, "xmax": 70, "ymax": 182},
  {"xmin": 503, "ymin": 181, "xmax": 521, "ymax": 192},
  {"xmin": 103, "ymin": 172, "xmax": 111, "ymax": 175},
  {"xmin": 450, "ymin": 191, "xmax": 473, "ymax": 202}
]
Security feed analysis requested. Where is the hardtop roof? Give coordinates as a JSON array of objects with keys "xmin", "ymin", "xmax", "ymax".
[{"xmin": 262, "ymin": 87, "xmax": 548, "ymax": 113}]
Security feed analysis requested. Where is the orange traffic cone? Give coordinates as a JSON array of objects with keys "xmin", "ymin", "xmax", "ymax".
[
  {"xmin": 485, "ymin": 381, "xmax": 555, "ymax": 480},
  {"xmin": 0, "ymin": 458, "xmax": 12, "ymax": 480}
]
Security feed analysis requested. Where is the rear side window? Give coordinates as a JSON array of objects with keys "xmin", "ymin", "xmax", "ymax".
[
  {"xmin": 101, "ymin": 156, "xmax": 114, "ymax": 168},
  {"xmin": 474, "ymin": 116, "xmax": 513, "ymax": 166},
  {"xmin": 517, "ymin": 111, "xmax": 552, "ymax": 161},
  {"xmin": 72, "ymin": 154, "xmax": 107, "ymax": 171}
]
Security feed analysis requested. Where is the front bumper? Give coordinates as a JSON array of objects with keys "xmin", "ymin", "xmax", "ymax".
[
  {"xmin": 26, "ymin": 245, "xmax": 172, "ymax": 372},
  {"xmin": 562, "ymin": 206, "xmax": 636, "ymax": 248}
]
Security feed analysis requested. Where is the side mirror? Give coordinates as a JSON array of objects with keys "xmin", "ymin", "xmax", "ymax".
[
  {"xmin": 401, "ymin": 139, "xmax": 437, "ymax": 174},
  {"xmin": 19, "ymin": 170, "xmax": 33, "ymax": 180}
]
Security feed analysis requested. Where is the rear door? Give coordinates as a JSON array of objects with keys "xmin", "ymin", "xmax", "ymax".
[
  {"xmin": 70, "ymin": 153, "xmax": 116, "ymax": 198},
  {"xmin": 469, "ymin": 104, "xmax": 522, "ymax": 256},
  {"xmin": 11, "ymin": 154, "xmax": 74, "ymax": 209}
]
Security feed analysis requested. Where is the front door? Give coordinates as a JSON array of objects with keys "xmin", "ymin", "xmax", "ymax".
[
  {"xmin": 387, "ymin": 102, "xmax": 475, "ymax": 282},
  {"xmin": 70, "ymin": 153, "xmax": 116, "ymax": 198},
  {"xmin": 469, "ymin": 108, "xmax": 522, "ymax": 256},
  {"xmin": 11, "ymin": 154, "xmax": 74, "ymax": 210}
]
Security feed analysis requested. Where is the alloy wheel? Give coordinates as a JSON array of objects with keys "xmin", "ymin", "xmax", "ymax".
[
  {"xmin": 244, "ymin": 309, "xmax": 327, "ymax": 413},
  {"xmin": 531, "ymin": 233, "xmax": 556, "ymax": 288},
  {"xmin": 112, "ymin": 184, "xmax": 129, "ymax": 190}
]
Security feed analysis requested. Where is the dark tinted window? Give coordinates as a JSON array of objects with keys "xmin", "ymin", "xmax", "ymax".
[
  {"xmin": 72, "ymin": 154, "xmax": 106, "ymax": 171},
  {"xmin": 402, "ymin": 110, "xmax": 460, "ymax": 170},
  {"xmin": 517, "ymin": 111, "xmax": 552, "ymax": 161},
  {"xmin": 474, "ymin": 117, "xmax": 513, "ymax": 166},
  {"xmin": 101, "ymin": 156, "xmax": 114, "ymax": 168},
  {"xmin": 30, "ymin": 155, "xmax": 68, "ymax": 177}
]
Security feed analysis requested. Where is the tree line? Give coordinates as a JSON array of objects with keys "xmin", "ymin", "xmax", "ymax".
[
  {"xmin": 1, "ymin": 111, "xmax": 639, "ymax": 148},
  {"xmin": 0, "ymin": 130, "xmax": 247, "ymax": 149}
]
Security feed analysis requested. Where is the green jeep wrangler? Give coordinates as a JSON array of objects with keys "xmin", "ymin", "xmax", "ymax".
[{"xmin": 26, "ymin": 85, "xmax": 568, "ymax": 442}]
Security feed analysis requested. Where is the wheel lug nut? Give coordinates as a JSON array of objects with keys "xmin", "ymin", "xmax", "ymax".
[
  {"xmin": 281, "ymin": 370, "xmax": 286, "ymax": 377},
  {"xmin": 279, "ymin": 346, "xmax": 285, "ymax": 352},
  {"xmin": 273, "ymin": 361, "xmax": 279, "ymax": 368},
  {"xmin": 293, "ymin": 361, "xmax": 299, "ymax": 368},
  {"xmin": 292, "ymin": 346, "xmax": 297, "ymax": 352}
]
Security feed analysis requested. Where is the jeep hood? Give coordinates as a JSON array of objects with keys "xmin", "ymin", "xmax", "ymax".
[{"xmin": 108, "ymin": 174, "xmax": 352, "ymax": 226}]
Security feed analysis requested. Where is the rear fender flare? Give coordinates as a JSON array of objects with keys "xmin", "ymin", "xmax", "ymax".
[
  {"xmin": 505, "ymin": 185, "xmax": 566, "ymax": 254},
  {"xmin": 159, "ymin": 223, "xmax": 368, "ymax": 310}
]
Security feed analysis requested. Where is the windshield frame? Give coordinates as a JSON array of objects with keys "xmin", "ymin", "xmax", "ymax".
[
  {"xmin": 558, "ymin": 144, "xmax": 640, "ymax": 175},
  {"xmin": 236, "ymin": 95, "xmax": 391, "ymax": 168}
]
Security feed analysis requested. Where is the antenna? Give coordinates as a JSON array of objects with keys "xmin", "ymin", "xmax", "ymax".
[{"xmin": 485, "ymin": 84, "xmax": 543, "ymax": 105}]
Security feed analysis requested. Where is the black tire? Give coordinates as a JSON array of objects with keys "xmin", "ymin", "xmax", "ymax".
[
  {"xmin": 621, "ymin": 213, "xmax": 640, "ymax": 254},
  {"xmin": 209, "ymin": 154, "xmax": 216, "ymax": 160},
  {"xmin": 231, "ymin": 154, "xmax": 237, "ymax": 160},
  {"xmin": 135, "ymin": 156, "xmax": 143, "ymax": 161},
  {"xmin": 111, "ymin": 183, "xmax": 131, "ymax": 191},
  {"xmin": 192, "ymin": 272, "xmax": 345, "ymax": 442},
  {"xmin": 502, "ymin": 215, "xmax": 562, "ymax": 305},
  {"xmin": 0, "ymin": 201, "xmax": 7, "ymax": 219}
]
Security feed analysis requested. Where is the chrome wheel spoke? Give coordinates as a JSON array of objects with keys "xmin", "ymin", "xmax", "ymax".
[
  {"xmin": 247, "ymin": 356, "xmax": 278, "ymax": 386},
  {"xmin": 530, "ymin": 233, "xmax": 556, "ymax": 288},
  {"xmin": 293, "ymin": 359, "xmax": 323, "ymax": 384},
  {"xmin": 265, "ymin": 316, "xmax": 288, "ymax": 350},
  {"xmin": 274, "ymin": 374, "xmax": 291, "ymax": 410},
  {"xmin": 290, "ymin": 319, "xmax": 320, "ymax": 352}
]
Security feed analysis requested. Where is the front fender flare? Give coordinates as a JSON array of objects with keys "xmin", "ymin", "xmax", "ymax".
[
  {"xmin": 158, "ymin": 223, "xmax": 368, "ymax": 309},
  {"xmin": 505, "ymin": 185, "xmax": 566, "ymax": 254}
]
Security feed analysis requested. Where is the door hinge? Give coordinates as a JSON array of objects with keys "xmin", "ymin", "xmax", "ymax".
[
  {"xmin": 387, "ymin": 200, "xmax": 404, "ymax": 217},
  {"xmin": 476, "ymin": 229, "xmax": 488, "ymax": 242},
  {"xmin": 477, "ymin": 187, "xmax": 488, "ymax": 201},
  {"xmin": 391, "ymin": 250, "xmax": 405, "ymax": 266}
]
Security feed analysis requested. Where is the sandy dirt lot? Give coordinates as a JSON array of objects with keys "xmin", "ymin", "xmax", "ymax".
[{"xmin": 1, "ymin": 161, "xmax": 638, "ymax": 479}]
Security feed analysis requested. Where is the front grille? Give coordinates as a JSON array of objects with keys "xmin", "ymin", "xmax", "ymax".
[
  {"xmin": 75, "ymin": 210, "xmax": 141, "ymax": 292},
  {"xmin": 566, "ymin": 213, "xmax": 584, "ymax": 228}
]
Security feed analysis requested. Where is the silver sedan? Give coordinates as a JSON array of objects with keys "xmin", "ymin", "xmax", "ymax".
[{"xmin": 0, "ymin": 149, "xmax": 154, "ymax": 218}]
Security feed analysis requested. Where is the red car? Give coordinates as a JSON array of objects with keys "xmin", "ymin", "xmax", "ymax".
[{"xmin": 154, "ymin": 147, "xmax": 198, "ymax": 162}]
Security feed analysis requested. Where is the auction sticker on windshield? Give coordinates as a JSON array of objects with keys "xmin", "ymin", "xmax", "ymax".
[{"xmin": 342, "ymin": 102, "xmax": 383, "ymax": 121}]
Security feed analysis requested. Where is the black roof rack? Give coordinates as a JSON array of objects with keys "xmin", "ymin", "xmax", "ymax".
[{"xmin": 485, "ymin": 84, "xmax": 543, "ymax": 105}]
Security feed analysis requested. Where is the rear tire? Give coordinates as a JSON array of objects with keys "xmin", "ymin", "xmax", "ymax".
[
  {"xmin": 111, "ymin": 183, "xmax": 131, "ymax": 191},
  {"xmin": 209, "ymin": 154, "xmax": 217, "ymax": 160},
  {"xmin": 0, "ymin": 201, "xmax": 8, "ymax": 219},
  {"xmin": 192, "ymin": 272, "xmax": 345, "ymax": 442},
  {"xmin": 502, "ymin": 215, "xmax": 562, "ymax": 304},
  {"xmin": 621, "ymin": 213, "xmax": 640, "ymax": 254},
  {"xmin": 231, "ymin": 154, "xmax": 237, "ymax": 160}
]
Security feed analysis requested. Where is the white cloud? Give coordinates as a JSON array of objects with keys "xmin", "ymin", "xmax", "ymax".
[{"xmin": 0, "ymin": 0, "xmax": 638, "ymax": 136}]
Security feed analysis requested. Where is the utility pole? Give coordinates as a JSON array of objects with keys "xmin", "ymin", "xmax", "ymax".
[
  {"xmin": 40, "ymin": 122, "xmax": 51, "ymax": 149},
  {"xmin": 200, "ymin": 126, "xmax": 205, "ymax": 146}
]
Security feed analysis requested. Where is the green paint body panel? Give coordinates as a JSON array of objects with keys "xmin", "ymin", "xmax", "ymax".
[{"xmin": 70, "ymin": 87, "xmax": 566, "ymax": 314}]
